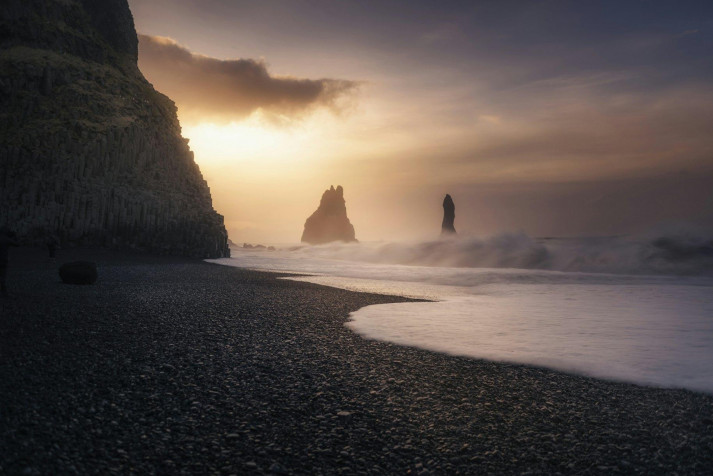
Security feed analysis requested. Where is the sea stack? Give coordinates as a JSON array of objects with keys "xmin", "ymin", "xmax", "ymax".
[
  {"xmin": 441, "ymin": 194, "xmax": 457, "ymax": 235},
  {"xmin": 301, "ymin": 185, "xmax": 357, "ymax": 244},
  {"xmin": 0, "ymin": 0, "xmax": 229, "ymax": 258}
]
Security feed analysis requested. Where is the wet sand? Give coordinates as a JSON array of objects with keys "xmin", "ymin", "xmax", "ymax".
[{"xmin": 1, "ymin": 247, "xmax": 712, "ymax": 474}]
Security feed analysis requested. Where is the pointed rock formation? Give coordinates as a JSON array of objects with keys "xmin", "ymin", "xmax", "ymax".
[
  {"xmin": 301, "ymin": 185, "xmax": 357, "ymax": 244},
  {"xmin": 441, "ymin": 194, "xmax": 457, "ymax": 235},
  {"xmin": 0, "ymin": 0, "xmax": 229, "ymax": 258}
]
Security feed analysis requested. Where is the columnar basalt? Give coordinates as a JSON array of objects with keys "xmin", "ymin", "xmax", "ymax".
[{"xmin": 0, "ymin": 0, "xmax": 229, "ymax": 258}]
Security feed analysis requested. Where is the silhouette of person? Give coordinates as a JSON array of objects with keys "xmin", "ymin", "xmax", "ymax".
[{"xmin": 0, "ymin": 227, "xmax": 20, "ymax": 298}]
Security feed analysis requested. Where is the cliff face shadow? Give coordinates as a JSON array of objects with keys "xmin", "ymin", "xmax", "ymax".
[{"xmin": 0, "ymin": 0, "xmax": 229, "ymax": 258}]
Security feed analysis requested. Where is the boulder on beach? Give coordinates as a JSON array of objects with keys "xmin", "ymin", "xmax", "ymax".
[
  {"xmin": 441, "ymin": 194, "xmax": 457, "ymax": 235},
  {"xmin": 59, "ymin": 261, "xmax": 98, "ymax": 285},
  {"xmin": 301, "ymin": 185, "xmax": 357, "ymax": 244}
]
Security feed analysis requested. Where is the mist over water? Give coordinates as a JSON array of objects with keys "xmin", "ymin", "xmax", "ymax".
[
  {"xmin": 284, "ymin": 231, "xmax": 713, "ymax": 276},
  {"xmin": 210, "ymin": 232, "xmax": 713, "ymax": 394}
]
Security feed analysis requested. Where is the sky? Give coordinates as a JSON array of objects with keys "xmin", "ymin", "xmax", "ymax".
[{"xmin": 127, "ymin": 0, "xmax": 713, "ymax": 243}]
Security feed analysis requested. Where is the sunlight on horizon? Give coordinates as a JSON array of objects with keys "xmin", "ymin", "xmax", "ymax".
[
  {"xmin": 178, "ymin": 110, "xmax": 388, "ymax": 243},
  {"xmin": 182, "ymin": 116, "xmax": 318, "ymax": 166},
  {"xmin": 179, "ymin": 95, "xmax": 427, "ymax": 172}
]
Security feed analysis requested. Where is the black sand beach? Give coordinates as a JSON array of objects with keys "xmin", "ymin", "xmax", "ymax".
[{"xmin": 1, "ymin": 248, "xmax": 712, "ymax": 475}]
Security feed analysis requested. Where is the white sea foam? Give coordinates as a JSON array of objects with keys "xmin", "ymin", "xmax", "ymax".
[
  {"xmin": 208, "ymin": 234, "xmax": 713, "ymax": 394},
  {"xmin": 272, "ymin": 232, "xmax": 713, "ymax": 276}
]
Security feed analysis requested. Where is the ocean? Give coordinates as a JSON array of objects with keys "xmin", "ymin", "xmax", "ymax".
[{"xmin": 208, "ymin": 233, "xmax": 713, "ymax": 394}]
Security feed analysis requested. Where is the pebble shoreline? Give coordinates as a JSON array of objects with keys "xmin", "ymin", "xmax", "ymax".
[{"xmin": 1, "ymin": 248, "xmax": 712, "ymax": 474}]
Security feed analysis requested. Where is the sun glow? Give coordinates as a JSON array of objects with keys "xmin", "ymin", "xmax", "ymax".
[
  {"xmin": 179, "ymin": 112, "xmax": 367, "ymax": 243},
  {"xmin": 183, "ymin": 119, "xmax": 310, "ymax": 166}
]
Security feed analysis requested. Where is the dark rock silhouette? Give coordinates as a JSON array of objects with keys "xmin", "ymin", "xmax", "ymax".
[
  {"xmin": 441, "ymin": 194, "xmax": 457, "ymax": 235},
  {"xmin": 0, "ymin": 227, "xmax": 19, "ymax": 297},
  {"xmin": 59, "ymin": 261, "xmax": 98, "ymax": 285},
  {"xmin": 242, "ymin": 243, "xmax": 277, "ymax": 251},
  {"xmin": 301, "ymin": 186, "xmax": 357, "ymax": 244},
  {"xmin": 0, "ymin": 0, "xmax": 229, "ymax": 258}
]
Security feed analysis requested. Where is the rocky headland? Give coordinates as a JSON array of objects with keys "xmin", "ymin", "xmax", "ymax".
[
  {"xmin": 301, "ymin": 185, "xmax": 357, "ymax": 244},
  {"xmin": 0, "ymin": 0, "xmax": 229, "ymax": 258}
]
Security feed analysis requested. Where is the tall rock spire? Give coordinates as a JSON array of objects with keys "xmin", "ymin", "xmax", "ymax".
[{"xmin": 441, "ymin": 194, "xmax": 457, "ymax": 235}]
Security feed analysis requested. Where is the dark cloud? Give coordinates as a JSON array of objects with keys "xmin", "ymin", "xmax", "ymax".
[{"xmin": 137, "ymin": 34, "xmax": 359, "ymax": 122}]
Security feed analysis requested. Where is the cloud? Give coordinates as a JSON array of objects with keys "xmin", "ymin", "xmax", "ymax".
[
  {"xmin": 468, "ymin": 81, "xmax": 713, "ymax": 179},
  {"xmin": 421, "ymin": 23, "xmax": 464, "ymax": 45},
  {"xmin": 384, "ymin": 65, "xmax": 713, "ymax": 184},
  {"xmin": 137, "ymin": 35, "xmax": 360, "ymax": 123}
]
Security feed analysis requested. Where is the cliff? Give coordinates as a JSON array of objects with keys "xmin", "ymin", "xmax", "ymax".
[
  {"xmin": 301, "ymin": 185, "xmax": 357, "ymax": 244},
  {"xmin": 0, "ymin": 0, "xmax": 229, "ymax": 258},
  {"xmin": 442, "ymin": 194, "xmax": 456, "ymax": 235}
]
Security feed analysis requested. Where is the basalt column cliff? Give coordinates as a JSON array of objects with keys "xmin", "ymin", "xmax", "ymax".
[{"xmin": 0, "ymin": 0, "xmax": 229, "ymax": 258}]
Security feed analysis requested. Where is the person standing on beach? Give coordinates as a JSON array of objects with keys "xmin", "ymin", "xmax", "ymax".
[{"xmin": 0, "ymin": 227, "xmax": 19, "ymax": 298}]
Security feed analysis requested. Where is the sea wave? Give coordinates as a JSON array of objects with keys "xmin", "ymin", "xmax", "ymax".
[{"xmin": 281, "ymin": 231, "xmax": 713, "ymax": 276}]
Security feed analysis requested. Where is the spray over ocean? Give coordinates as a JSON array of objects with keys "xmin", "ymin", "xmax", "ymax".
[{"xmin": 211, "ymin": 232, "xmax": 713, "ymax": 394}]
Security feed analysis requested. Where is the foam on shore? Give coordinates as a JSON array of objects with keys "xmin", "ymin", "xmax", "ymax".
[{"xmin": 210, "ymin": 241, "xmax": 713, "ymax": 394}]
